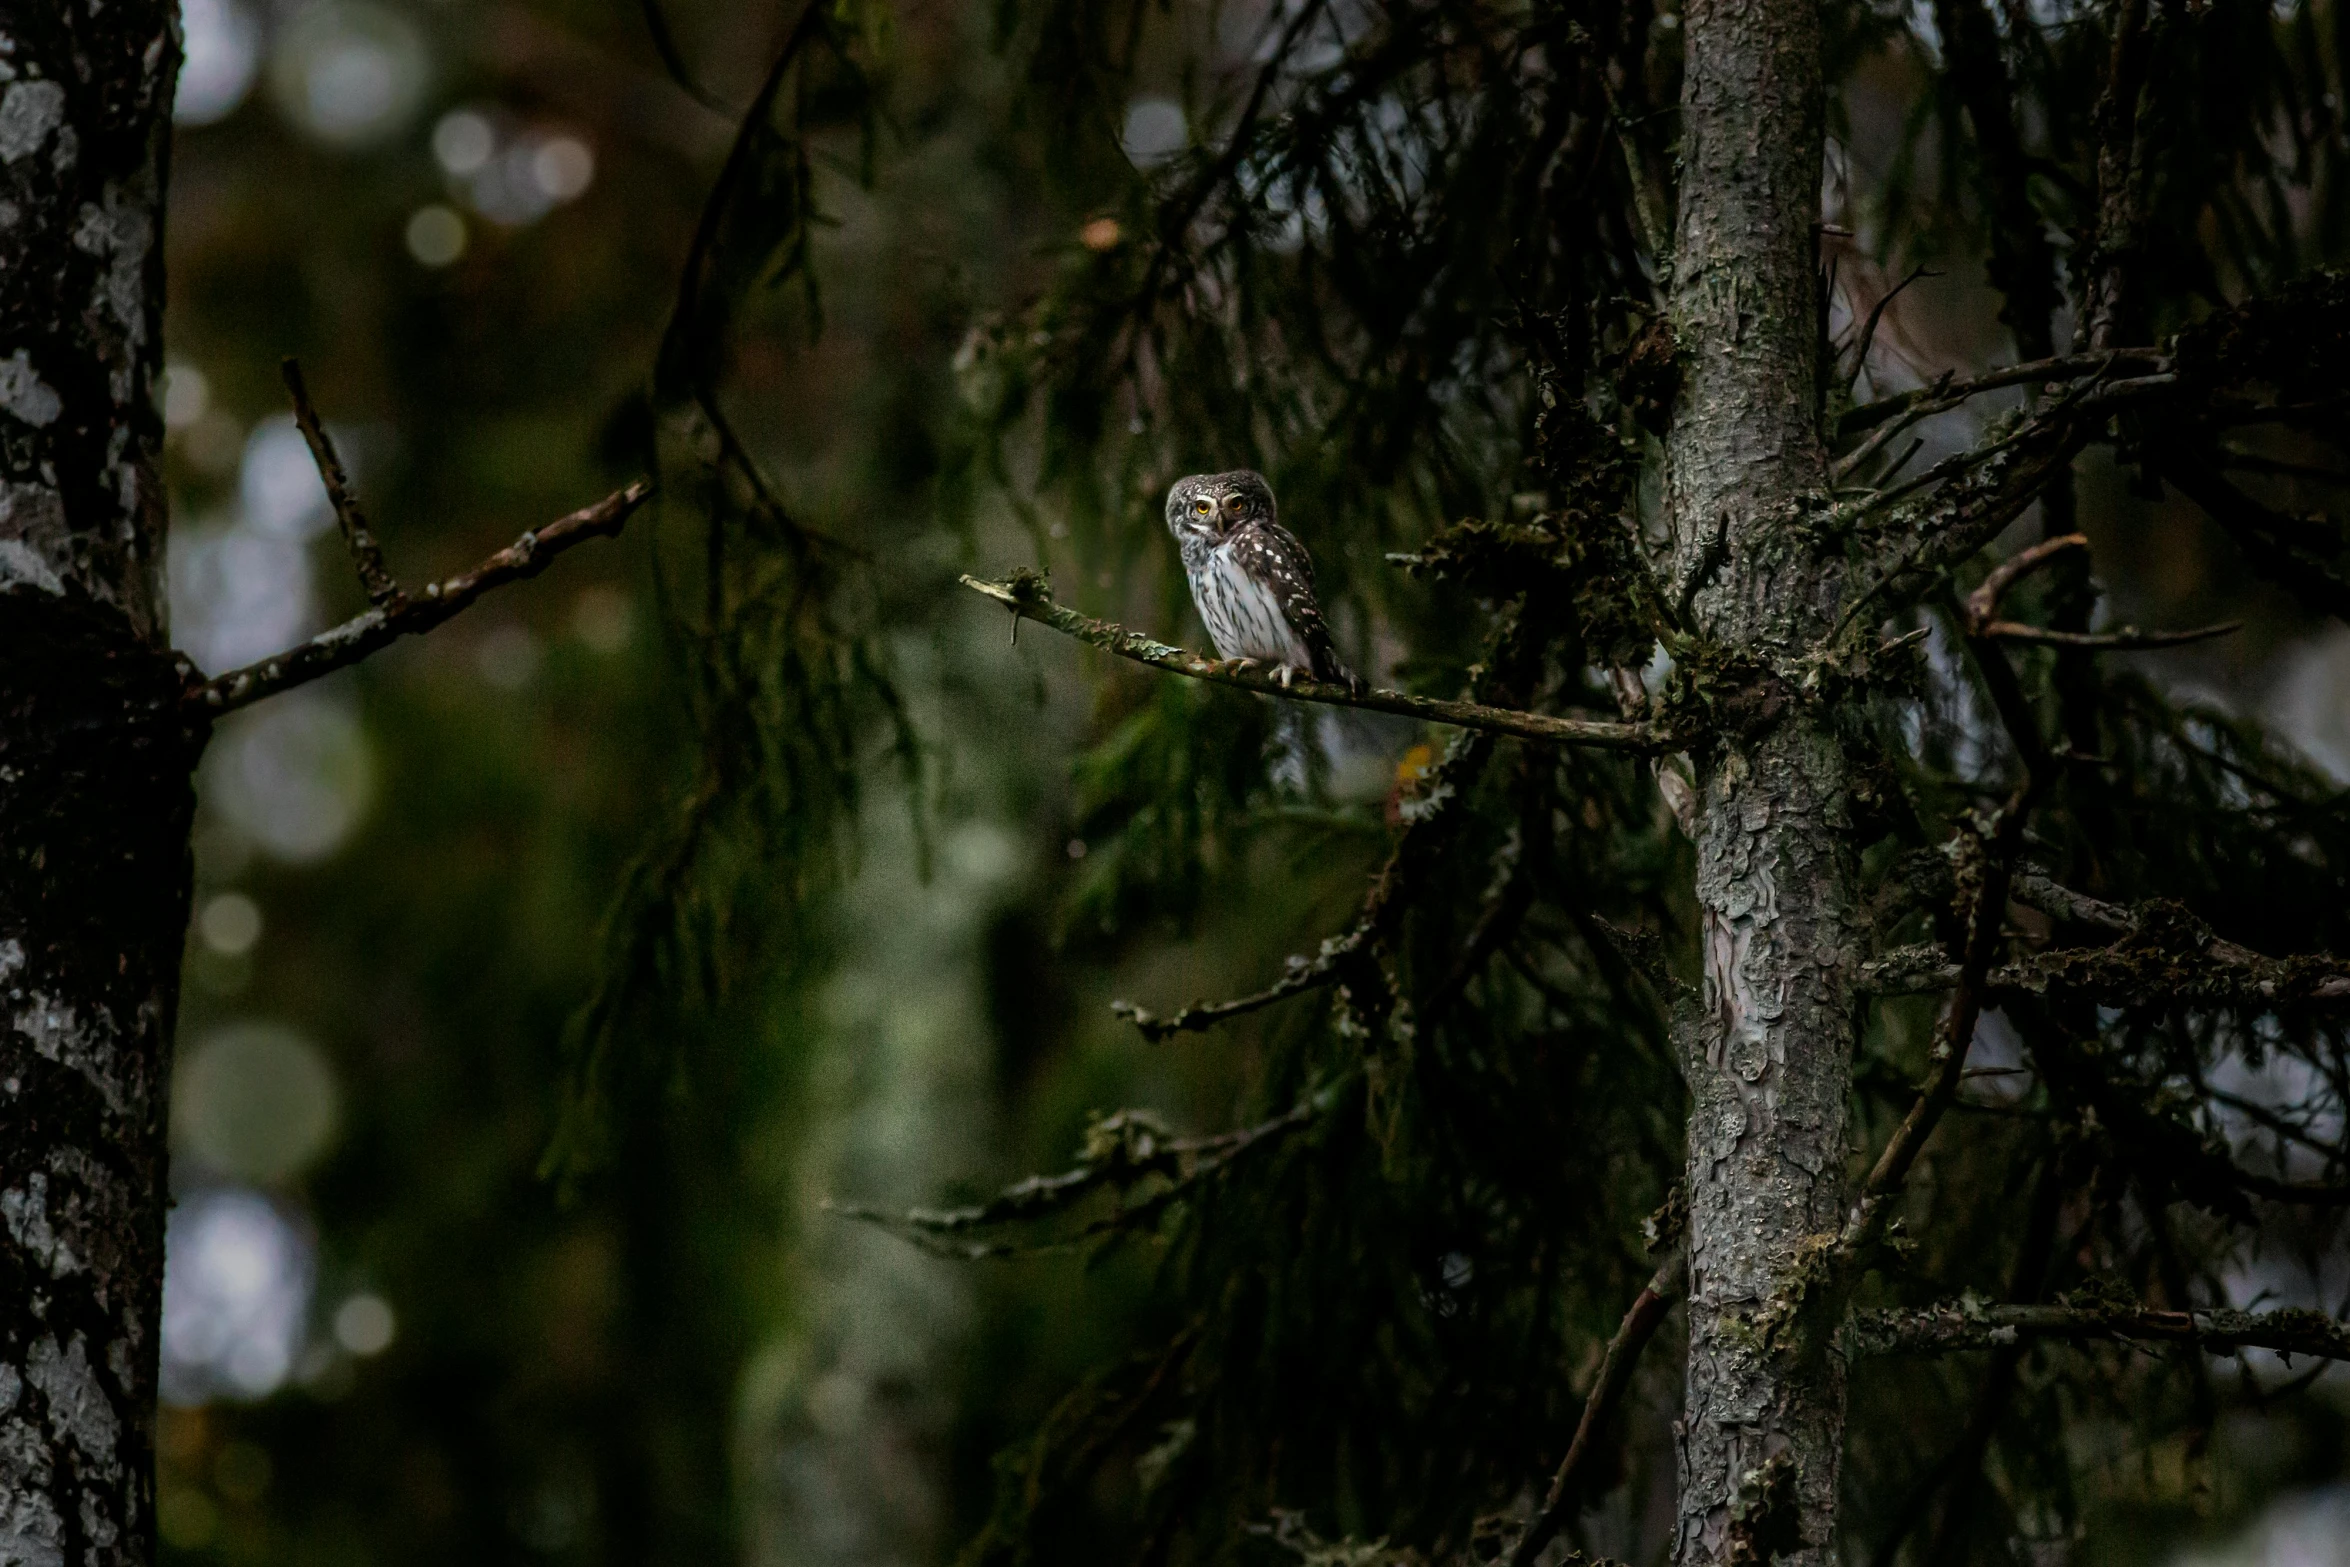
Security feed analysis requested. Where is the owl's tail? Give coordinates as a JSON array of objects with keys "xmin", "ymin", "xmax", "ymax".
[{"xmin": 1308, "ymin": 632, "xmax": 1365, "ymax": 694}]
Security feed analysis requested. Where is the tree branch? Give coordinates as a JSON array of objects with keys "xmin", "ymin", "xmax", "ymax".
[
  {"xmin": 1111, "ymin": 938, "xmax": 1355, "ymax": 1042},
  {"xmin": 1503, "ymin": 1247, "xmax": 1685, "ymax": 1567},
  {"xmin": 961, "ymin": 573, "xmax": 1675, "ymax": 751},
  {"xmin": 185, "ymin": 481, "xmax": 653, "ymax": 716},
  {"xmin": 1850, "ymin": 1300, "xmax": 2350, "ymax": 1362},
  {"xmin": 281, "ymin": 359, "xmax": 398, "ymax": 607},
  {"xmin": 1836, "ymin": 349, "xmax": 2168, "ymax": 440},
  {"xmin": 827, "ymin": 1084, "xmax": 1338, "ymax": 1259},
  {"xmin": 2081, "ymin": 0, "xmax": 2156, "ymax": 350},
  {"xmin": 1980, "ymin": 619, "xmax": 2240, "ymax": 651},
  {"xmin": 2157, "ymin": 452, "xmax": 2350, "ymax": 625},
  {"xmin": 1112, "ymin": 616, "xmax": 1550, "ymax": 1044}
]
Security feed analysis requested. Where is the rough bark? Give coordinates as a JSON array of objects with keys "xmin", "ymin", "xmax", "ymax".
[
  {"xmin": 0, "ymin": 6, "xmax": 187, "ymax": 1566},
  {"xmin": 1664, "ymin": 0, "xmax": 1858, "ymax": 1560}
]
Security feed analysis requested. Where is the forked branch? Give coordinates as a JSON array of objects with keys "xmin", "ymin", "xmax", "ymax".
[{"xmin": 187, "ymin": 481, "xmax": 652, "ymax": 715}]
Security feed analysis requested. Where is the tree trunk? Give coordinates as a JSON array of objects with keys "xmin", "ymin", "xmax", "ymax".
[
  {"xmin": 1664, "ymin": 0, "xmax": 1858, "ymax": 1561},
  {"xmin": 1, "ymin": 6, "xmax": 187, "ymax": 1566}
]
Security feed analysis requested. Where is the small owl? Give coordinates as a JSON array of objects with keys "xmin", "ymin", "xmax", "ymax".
[{"xmin": 1164, "ymin": 470, "xmax": 1359, "ymax": 690}]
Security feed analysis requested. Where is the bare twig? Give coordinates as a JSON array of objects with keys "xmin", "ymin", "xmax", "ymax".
[
  {"xmin": 2159, "ymin": 453, "xmax": 2350, "ymax": 625},
  {"xmin": 1503, "ymin": 1247, "xmax": 1685, "ymax": 1567},
  {"xmin": 186, "ymin": 482, "xmax": 653, "ymax": 716},
  {"xmin": 281, "ymin": 359, "xmax": 398, "ymax": 608},
  {"xmin": 1837, "ymin": 349, "xmax": 2169, "ymax": 439},
  {"xmin": 1850, "ymin": 1300, "xmax": 2350, "ymax": 1362},
  {"xmin": 1842, "ymin": 264, "xmax": 1941, "ymax": 398},
  {"xmin": 1982, "ymin": 619, "xmax": 2240, "ymax": 651},
  {"xmin": 2080, "ymin": 0, "xmax": 2155, "ymax": 350},
  {"xmin": 1957, "ymin": 534, "xmax": 2237, "ymax": 651},
  {"xmin": 1964, "ymin": 533, "xmax": 2088, "ymax": 628},
  {"xmin": 961, "ymin": 574, "xmax": 1675, "ymax": 752},
  {"xmin": 1833, "ymin": 621, "xmax": 2052, "ymax": 1286}
]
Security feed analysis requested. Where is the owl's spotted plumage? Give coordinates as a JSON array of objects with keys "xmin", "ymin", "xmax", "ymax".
[{"xmin": 1164, "ymin": 470, "xmax": 1358, "ymax": 690}]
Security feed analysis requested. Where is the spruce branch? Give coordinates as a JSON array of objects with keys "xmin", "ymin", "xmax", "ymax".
[
  {"xmin": 1114, "ymin": 620, "xmax": 1545, "ymax": 1045},
  {"xmin": 960, "ymin": 574, "xmax": 1675, "ymax": 752},
  {"xmin": 1834, "ymin": 348, "xmax": 2168, "ymax": 444},
  {"xmin": 185, "ymin": 482, "xmax": 653, "ymax": 716},
  {"xmin": 827, "ymin": 1084, "xmax": 1339, "ymax": 1259},
  {"xmin": 1112, "ymin": 939, "xmax": 1356, "ymax": 1042},
  {"xmin": 1850, "ymin": 1300, "xmax": 2350, "ymax": 1362}
]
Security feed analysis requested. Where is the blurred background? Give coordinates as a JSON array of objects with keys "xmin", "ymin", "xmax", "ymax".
[{"xmin": 153, "ymin": 0, "xmax": 2350, "ymax": 1565}]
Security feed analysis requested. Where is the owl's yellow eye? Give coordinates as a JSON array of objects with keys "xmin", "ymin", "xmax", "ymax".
[{"xmin": 1194, "ymin": 499, "xmax": 1213, "ymax": 515}]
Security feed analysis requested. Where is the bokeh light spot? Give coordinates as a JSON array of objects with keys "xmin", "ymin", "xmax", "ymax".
[
  {"xmin": 268, "ymin": 1, "xmax": 430, "ymax": 149},
  {"xmin": 405, "ymin": 203, "xmax": 467, "ymax": 267},
  {"xmin": 430, "ymin": 109, "xmax": 494, "ymax": 177},
  {"xmin": 176, "ymin": 0, "xmax": 261, "ymax": 126},
  {"xmin": 571, "ymin": 585, "xmax": 633, "ymax": 653},
  {"xmin": 1120, "ymin": 97, "xmax": 1187, "ymax": 168},
  {"xmin": 162, "ymin": 362, "xmax": 212, "ymax": 430},
  {"xmin": 207, "ymin": 694, "xmax": 376, "ymax": 863},
  {"xmin": 240, "ymin": 415, "xmax": 335, "ymax": 540},
  {"xmin": 175, "ymin": 1021, "xmax": 341, "ymax": 1184},
  {"xmin": 197, "ymin": 892, "xmax": 263, "ymax": 957},
  {"xmin": 334, "ymin": 1293, "xmax": 397, "ymax": 1356},
  {"xmin": 162, "ymin": 1188, "xmax": 315, "ymax": 1404},
  {"xmin": 531, "ymin": 136, "xmax": 594, "ymax": 202}
]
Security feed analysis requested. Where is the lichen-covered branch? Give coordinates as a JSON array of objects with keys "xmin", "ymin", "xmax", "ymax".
[
  {"xmin": 959, "ymin": 574, "xmax": 1674, "ymax": 753},
  {"xmin": 828, "ymin": 1083, "xmax": 1339, "ymax": 1259},
  {"xmin": 1112, "ymin": 937, "xmax": 1356, "ymax": 1042},
  {"xmin": 1849, "ymin": 1300, "xmax": 2350, "ymax": 1362},
  {"xmin": 186, "ymin": 481, "xmax": 652, "ymax": 715}
]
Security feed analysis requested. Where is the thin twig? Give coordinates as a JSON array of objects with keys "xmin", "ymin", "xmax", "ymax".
[
  {"xmin": 962, "ymin": 574, "xmax": 1676, "ymax": 752},
  {"xmin": 1503, "ymin": 1248, "xmax": 1685, "ymax": 1567},
  {"xmin": 1832, "ymin": 622, "xmax": 2052, "ymax": 1285},
  {"xmin": 186, "ymin": 482, "xmax": 653, "ymax": 716},
  {"xmin": 1842, "ymin": 264, "xmax": 1941, "ymax": 398},
  {"xmin": 1965, "ymin": 533, "xmax": 2088, "ymax": 627},
  {"xmin": 1982, "ymin": 619, "xmax": 2240, "ymax": 651},
  {"xmin": 281, "ymin": 359, "xmax": 398, "ymax": 608},
  {"xmin": 1837, "ymin": 348, "xmax": 2168, "ymax": 438}
]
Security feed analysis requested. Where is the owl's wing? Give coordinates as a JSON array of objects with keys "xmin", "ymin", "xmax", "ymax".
[{"xmin": 1233, "ymin": 522, "xmax": 1359, "ymax": 689}]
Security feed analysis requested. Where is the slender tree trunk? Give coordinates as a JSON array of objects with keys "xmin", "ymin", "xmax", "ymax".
[
  {"xmin": 1, "ymin": 6, "xmax": 187, "ymax": 1566},
  {"xmin": 1664, "ymin": 0, "xmax": 1858, "ymax": 1560}
]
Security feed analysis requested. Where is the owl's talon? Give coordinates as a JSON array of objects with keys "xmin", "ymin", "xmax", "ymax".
[{"xmin": 1276, "ymin": 666, "xmax": 1297, "ymax": 690}]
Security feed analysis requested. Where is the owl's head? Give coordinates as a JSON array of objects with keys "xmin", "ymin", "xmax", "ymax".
[{"xmin": 1165, "ymin": 470, "xmax": 1276, "ymax": 542}]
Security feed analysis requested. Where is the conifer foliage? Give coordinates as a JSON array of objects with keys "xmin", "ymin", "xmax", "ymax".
[{"xmin": 622, "ymin": 0, "xmax": 2350, "ymax": 1561}]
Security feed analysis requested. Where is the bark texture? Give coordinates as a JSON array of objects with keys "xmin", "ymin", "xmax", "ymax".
[
  {"xmin": 1664, "ymin": 0, "xmax": 1858, "ymax": 1560},
  {"xmin": 0, "ymin": 5, "xmax": 187, "ymax": 1565}
]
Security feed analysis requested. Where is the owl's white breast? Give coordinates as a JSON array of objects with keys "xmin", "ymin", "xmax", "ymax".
[{"xmin": 1198, "ymin": 541, "xmax": 1312, "ymax": 670}]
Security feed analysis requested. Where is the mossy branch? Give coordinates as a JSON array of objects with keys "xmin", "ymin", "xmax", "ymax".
[
  {"xmin": 1850, "ymin": 1300, "xmax": 2350, "ymax": 1362},
  {"xmin": 960, "ymin": 573, "xmax": 1677, "ymax": 753}
]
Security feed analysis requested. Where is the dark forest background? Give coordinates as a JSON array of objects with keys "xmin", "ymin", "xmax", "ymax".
[{"xmin": 154, "ymin": 0, "xmax": 2350, "ymax": 1564}]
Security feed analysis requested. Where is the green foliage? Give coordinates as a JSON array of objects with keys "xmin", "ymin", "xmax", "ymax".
[{"xmin": 160, "ymin": 0, "xmax": 2350, "ymax": 1561}]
